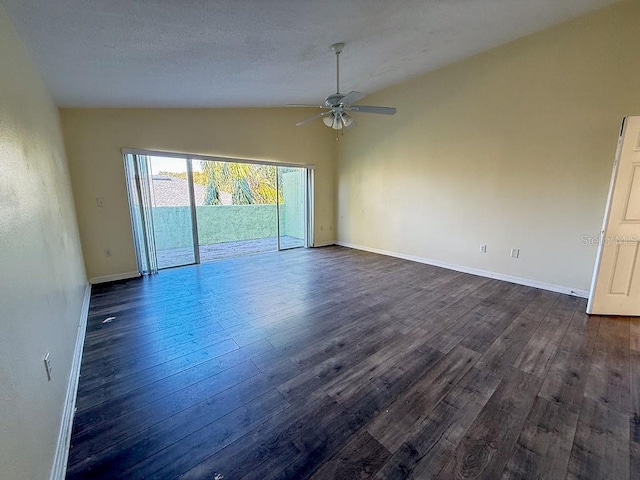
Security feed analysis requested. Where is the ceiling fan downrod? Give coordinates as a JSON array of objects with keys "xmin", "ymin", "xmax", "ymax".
[{"xmin": 330, "ymin": 43, "xmax": 345, "ymax": 95}]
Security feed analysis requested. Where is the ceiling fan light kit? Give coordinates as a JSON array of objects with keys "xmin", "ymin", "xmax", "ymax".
[{"xmin": 293, "ymin": 42, "xmax": 397, "ymax": 133}]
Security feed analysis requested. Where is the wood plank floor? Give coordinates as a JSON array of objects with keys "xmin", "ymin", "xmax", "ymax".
[{"xmin": 66, "ymin": 246, "xmax": 640, "ymax": 479}]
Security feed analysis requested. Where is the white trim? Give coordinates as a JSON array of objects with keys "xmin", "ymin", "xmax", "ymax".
[
  {"xmin": 306, "ymin": 169, "xmax": 315, "ymax": 248},
  {"xmin": 89, "ymin": 271, "xmax": 140, "ymax": 284},
  {"xmin": 336, "ymin": 241, "xmax": 589, "ymax": 298},
  {"xmin": 121, "ymin": 148, "xmax": 316, "ymax": 170},
  {"xmin": 50, "ymin": 283, "xmax": 91, "ymax": 480},
  {"xmin": 313, "ymin": 241, "xmax": 336, "ymax": 248}
]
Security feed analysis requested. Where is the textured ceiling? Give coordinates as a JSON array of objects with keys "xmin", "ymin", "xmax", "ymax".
[{"xmin": 1, "ymin": 0, "xmax": 619, "ymax": 107}]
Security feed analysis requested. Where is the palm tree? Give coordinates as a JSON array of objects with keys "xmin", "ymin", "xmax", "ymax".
[{"xmin": 201, "ymin": 161, "xmax": 279, "ymax": 205}]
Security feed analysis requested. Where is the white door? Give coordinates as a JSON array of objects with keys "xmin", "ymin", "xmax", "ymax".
[{"xmin": 588, "ymin": 116, "xmax": 640, "ymax": 315}]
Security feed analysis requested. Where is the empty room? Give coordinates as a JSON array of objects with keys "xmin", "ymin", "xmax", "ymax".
[{"xmin": 1, "ymin": 1, "xmax": 640, "ymax": 479}]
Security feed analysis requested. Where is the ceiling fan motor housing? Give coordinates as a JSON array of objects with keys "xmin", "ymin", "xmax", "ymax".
[
  {"xmin": 293, "ymin": 41, "xmax": 396, "ymax": 128},
  {"xmin": 325, "ymin": 94, "xmax": 345, "ymax": 108}
]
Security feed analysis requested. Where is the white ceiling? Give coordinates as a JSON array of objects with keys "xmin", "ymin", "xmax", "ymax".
[{"xmin": 1, "ymin": 0, "xmax": 619, "ymax": 107}]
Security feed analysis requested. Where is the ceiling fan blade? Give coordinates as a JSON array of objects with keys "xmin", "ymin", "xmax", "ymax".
[
  {"xmin": 340, "ymin": 90, "xmax": 365, "ymax": 106},
  {"xmin": 295, "ymin": 111, "xmax": 331, "ymax": 126},
  {"xmin": 286, "ymin": 104, "xmax": 326, "ymax": 108},
  {"xmin": 349, "ymin": 105, "xmax": 397, "ymax": 115}
]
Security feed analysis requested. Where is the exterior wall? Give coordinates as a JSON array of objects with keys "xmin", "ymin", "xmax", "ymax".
[{"xmin": 153, "ymin": 205, "xmax": 278, "ymax": 250}]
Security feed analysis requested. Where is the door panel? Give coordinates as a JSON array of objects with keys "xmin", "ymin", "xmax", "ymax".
[
  {"xmin": 148, "ymin": 156, "xmax": 197, "ymax": 269},
  {"xmin": 277, "ymin": 166, "xmax": 307, "ymax": 250},
  {"xmin": 588, "ymin": 116, "xmax": 640, "ymax": 315},
  {"xmin": 609, "ymin": 242, "xmax": 638, "ymax": 295},
  {"xmin": 623, "ymin": 165, "xmax": 640, "ymax": 221}
]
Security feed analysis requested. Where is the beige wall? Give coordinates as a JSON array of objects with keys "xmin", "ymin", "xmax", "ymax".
[
  {"xmin": 337, "ymin": 1, "xmax": 640, "ymax": 293},
  {"xmin": 0, "ymin": 7, "xmax": 87, "ymax": 480},
  {"xmin": 60, "ymin": 108, "xmax": 337, "ymax": 280},
  {"xmin": 51, "ymin": 2, "xmax": 640, "ymax": 293}
]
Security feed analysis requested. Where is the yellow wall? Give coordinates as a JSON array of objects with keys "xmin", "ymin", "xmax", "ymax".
[
  {"xmin": 0, "ymin": 6, "xmax": 87, "ymax": 480},
  {"xmin": 337, "ymin": 1, "xmax": 640, "ymax": 293},
  {"xmin": 60, "ymin": 108, "xmax": 337, "ymax": 281},
  {"xmin": 58, "ymin": 2, "xmax": 640, "ymax": 293}
]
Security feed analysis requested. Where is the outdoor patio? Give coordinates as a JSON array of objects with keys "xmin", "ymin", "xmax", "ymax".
[{"xmin": 156, "ymin": 235, "xmax": 304, "ymax": 268}]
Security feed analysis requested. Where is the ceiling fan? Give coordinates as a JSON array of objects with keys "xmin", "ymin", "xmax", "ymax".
[{"xmin": 293, "ymin": 43, "xmax": 397, "ymax": 131}]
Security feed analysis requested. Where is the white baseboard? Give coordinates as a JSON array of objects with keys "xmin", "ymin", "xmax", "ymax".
[
  {"xmin": 336, "ymin": 241, "xmax": 589, "ymax": 298},
  {"xmin": 90, "ymin": 271, "xmax": 140, "ymax": 284},
  {"xmin": 50, "ymin": 283, "xmax": 91, "ymax": 480},
  {"xmin": 313, "ymin": 241, "xmax": 336, "ymax": 248}
]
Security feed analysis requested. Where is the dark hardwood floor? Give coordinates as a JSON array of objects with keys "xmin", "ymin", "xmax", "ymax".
[{"xmin": 66, "ymin": 246, "xmax": 640, "ymax": 479}]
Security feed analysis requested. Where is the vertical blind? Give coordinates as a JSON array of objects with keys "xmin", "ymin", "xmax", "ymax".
[{"xmin": 124, "ymin": 154, "xmax": 158, "ymax": 275}]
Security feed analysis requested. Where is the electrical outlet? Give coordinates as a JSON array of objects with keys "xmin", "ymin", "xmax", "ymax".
[
  {"xmin": 479, "ymin": 245, "xmax": 487, "ymax": 253},
  {"xmin": 44, "ymin": 353, "xmax": 52, "ymax": 381},
  {"xmin": 104, "ymin": 249, "xmax": 112, "ymax": 257},
  {"xmin": 510, "ymin": 248, "xmax": 520, "ymax": 258}
]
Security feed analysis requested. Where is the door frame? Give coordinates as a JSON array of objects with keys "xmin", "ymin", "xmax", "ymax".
[
  {"xmin": 123, "ymin": 148, "xmax": 315, "ymax": 273},
  {"xmin": 186, "ymin": 159, "xmax": 201, "ymax": 265},
  {"xmin": 123, "ymin": 148, "xmax": 316, "ymax": 170}
]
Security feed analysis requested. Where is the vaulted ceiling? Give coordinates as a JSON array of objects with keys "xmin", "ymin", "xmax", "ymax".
[{"xmin": 1, "ymin": 0, "xmax": 619, "ymax": 107}]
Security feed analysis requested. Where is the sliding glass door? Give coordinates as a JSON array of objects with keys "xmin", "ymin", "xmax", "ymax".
[
  {"xmin": 125, "ymin": 152, "xmax": 312, "ymax": 274},
  {"xmin": 277, "ymin": 166, "xmax": 307, "ymax": 250},
  {"xmin": 148, "ymin": 156, "xmax": 198, "ymax": 269}
]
